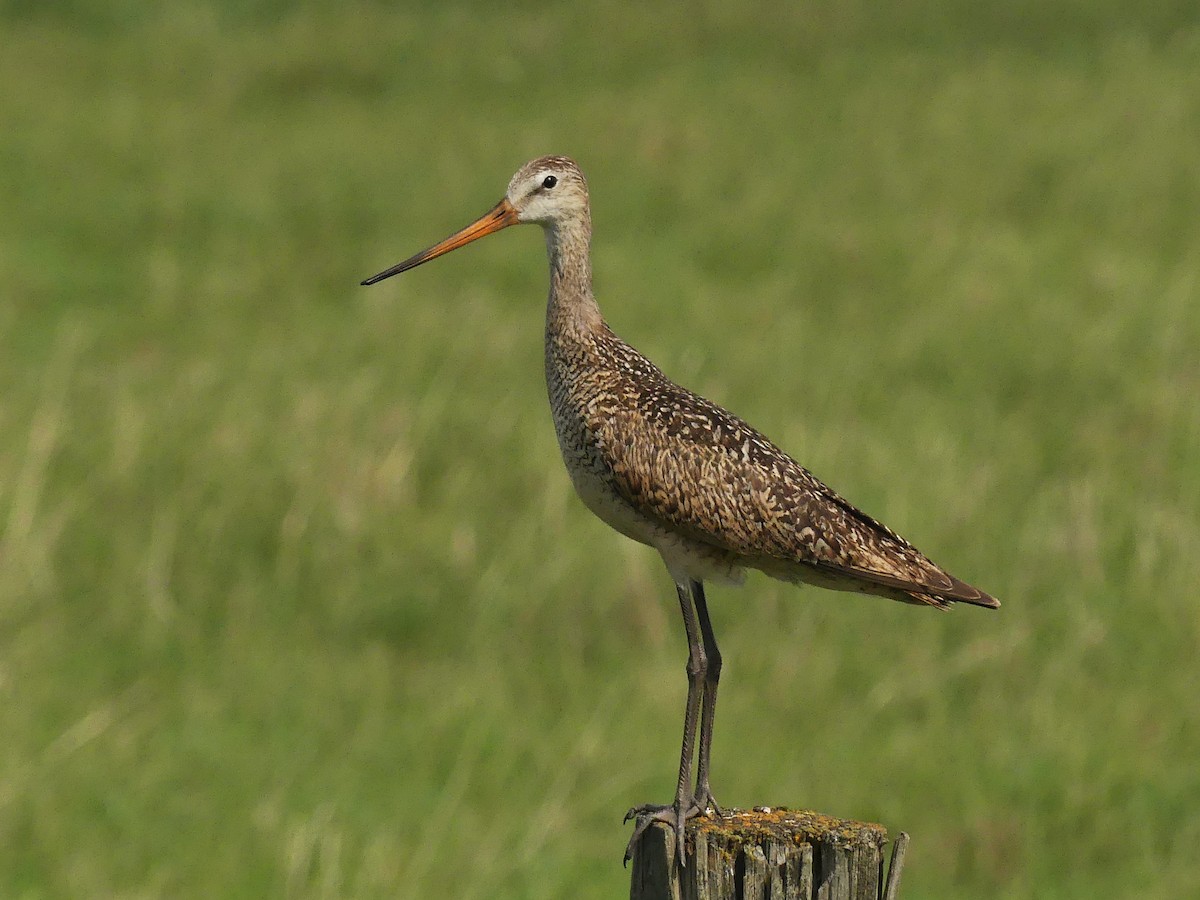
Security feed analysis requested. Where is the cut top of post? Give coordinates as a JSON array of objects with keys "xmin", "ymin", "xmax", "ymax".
[
  {"xmin": 694, "ymin": 807, "xmax": 887, "ymax": 852},
  {"xmin": 629, "ymin": 807, "xmax": 902, "ymax": 900}
]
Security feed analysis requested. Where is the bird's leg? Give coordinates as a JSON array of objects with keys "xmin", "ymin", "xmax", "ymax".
[
  {"xmin": 691, "ymin": 580, "xmax": 723, "ymax": 818},
  {"xmin": 623, "ymin": 579, "xmax": 707, "ymax": 868}
]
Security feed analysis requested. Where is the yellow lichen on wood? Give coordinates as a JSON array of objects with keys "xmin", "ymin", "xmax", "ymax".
[{"xmin": 690, "ymin": 806, "xmax": 887, "ymax": 851}]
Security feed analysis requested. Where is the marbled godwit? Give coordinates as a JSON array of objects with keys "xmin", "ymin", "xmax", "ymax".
[{"xmin": 362, "ymin": 156, "xmax": 999, "ymax": 867}]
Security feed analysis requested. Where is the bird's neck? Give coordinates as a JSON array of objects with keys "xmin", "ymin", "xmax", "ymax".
[{"xmin": 544, "ymin": 217, "xmax": 604, "ymax": 337}]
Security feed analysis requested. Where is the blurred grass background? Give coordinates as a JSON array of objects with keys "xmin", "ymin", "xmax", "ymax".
[{"xmin": 1, "ymin": 1, "xmax": 1199, "ymax": 897}]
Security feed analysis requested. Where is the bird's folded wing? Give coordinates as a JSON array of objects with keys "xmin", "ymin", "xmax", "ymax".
[{"xmin": 594, "ymin": 394, "xmax": 992, "ymax": 605}]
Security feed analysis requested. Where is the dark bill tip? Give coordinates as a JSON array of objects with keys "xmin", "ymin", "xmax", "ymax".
[{"xmin": 359, "ymin": 198, "xmax": 518, "ymax": 288}]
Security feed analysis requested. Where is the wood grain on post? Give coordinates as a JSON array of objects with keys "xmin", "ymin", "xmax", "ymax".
[{"xmin": 628, "ymin": 808, "xmax": 909, "ymax": 900}]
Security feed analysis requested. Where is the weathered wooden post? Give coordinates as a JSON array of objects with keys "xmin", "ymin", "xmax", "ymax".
[{"xmin": 628, "ymin": 808, "xmax": 909, "ymax": 900}]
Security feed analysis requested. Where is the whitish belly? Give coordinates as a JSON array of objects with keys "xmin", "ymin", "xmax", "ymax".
[
  {"xmin": 563, "ymin": 453, "xmax": 746, "ymax": 587},
  {"xmin": 565, "ymin": 455, "xmax": 658, "ymax": 546}
]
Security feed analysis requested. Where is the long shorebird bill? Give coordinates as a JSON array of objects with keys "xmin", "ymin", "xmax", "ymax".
[{"xmin": 361, "ymin": 197, "xmax": 519, "ymax": 285}]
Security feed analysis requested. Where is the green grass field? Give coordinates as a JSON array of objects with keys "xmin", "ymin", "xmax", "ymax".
[{"xmin": 2, "ymin": 2, "xmax": 1198, "ymax": 897}]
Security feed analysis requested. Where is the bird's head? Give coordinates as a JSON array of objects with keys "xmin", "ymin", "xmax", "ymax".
[
  {"xmin": 361, "ymin": 155, "xmax": 588, "ymax": 286},
  {"xmin": 504, "ymin": 155, "xmax": 589, "ymax": 227}
]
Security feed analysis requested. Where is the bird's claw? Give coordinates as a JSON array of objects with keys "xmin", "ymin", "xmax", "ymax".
[
  {"xmin": 691, "ymin": 784, "xmax": 723, "ymax": 819},
  {"xmin": 621, "ymin": 800, "xmax": 704, "ymax": 868},
  {"xmin": 623, "ymin": 802, "xmax": 667, "ymax": 824}
]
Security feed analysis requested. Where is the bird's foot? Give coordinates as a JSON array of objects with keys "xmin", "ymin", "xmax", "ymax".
[
  {"xmin": 622, "ymin": 799, "xmax": 705, "ymax": 868},
  {"xmin": 691, "ymin": 781, "xmax": 723, "ymax": 819}
]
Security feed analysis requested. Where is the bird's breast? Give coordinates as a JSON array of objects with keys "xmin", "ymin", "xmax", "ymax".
[{"xmin": 545, "ymin": 336, "xmax": 655, "ymax": 541}]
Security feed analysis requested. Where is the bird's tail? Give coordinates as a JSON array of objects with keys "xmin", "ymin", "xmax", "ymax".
[{"xmin": 906, "ymin": 577, "xmax": 1001, "ymax": 611}]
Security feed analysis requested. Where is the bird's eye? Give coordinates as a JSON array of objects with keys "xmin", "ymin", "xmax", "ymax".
[{"xmin": 542, "ymin": 175, "xmax": 558, "ymax": 189}]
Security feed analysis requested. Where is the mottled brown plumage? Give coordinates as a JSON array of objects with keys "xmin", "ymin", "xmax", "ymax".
[
  {"xmin": 362, "ymin": 155, "xmax": 998, "ymax": 869},
  {"xmin": 548, "ymin": 313, "xmax": 996, "ymax": 610}
]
